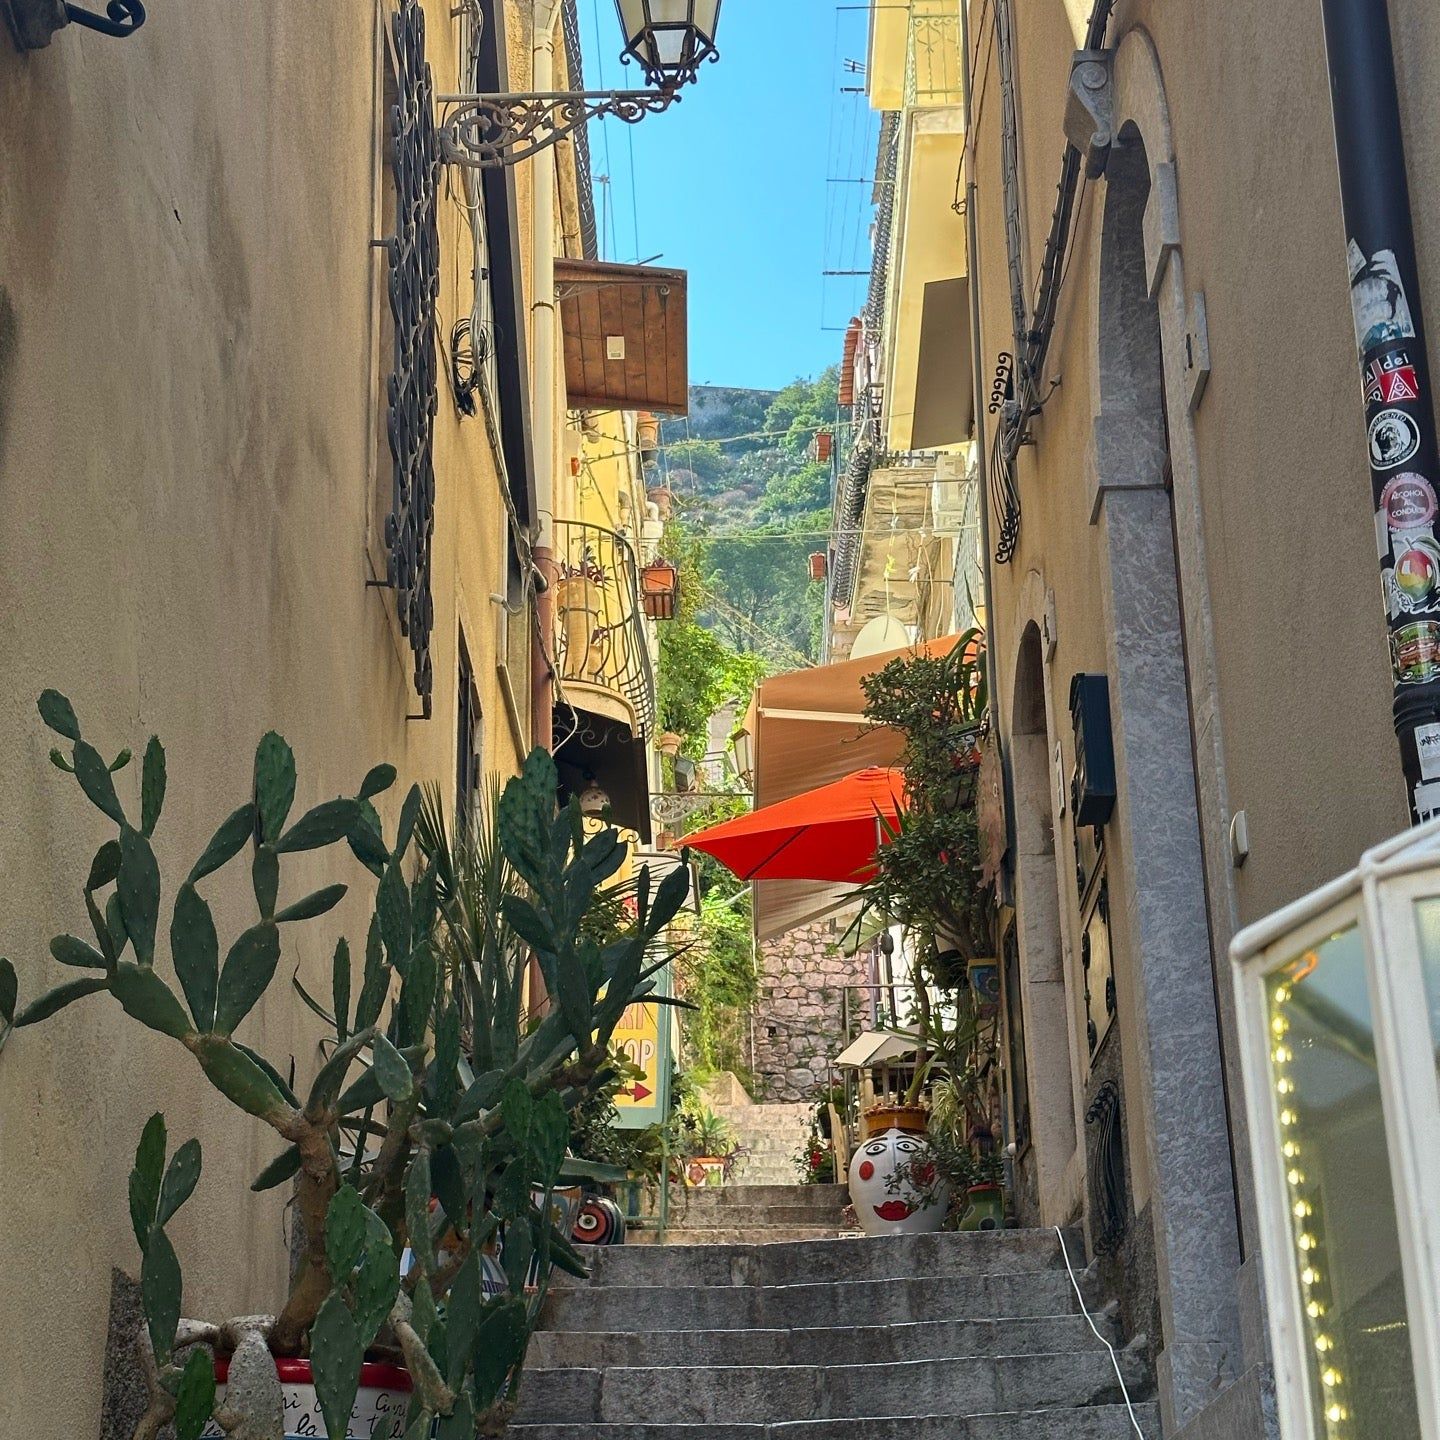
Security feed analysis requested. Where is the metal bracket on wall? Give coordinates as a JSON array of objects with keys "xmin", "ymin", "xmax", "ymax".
[
  {"xmin": 4, "ymin": 0, "xmax": 144, "ymax": 49},
  {"xmin": 437, "ymin": 88, "xmax": 676, "ymax": 169},
  {"xmin": 1063, "ymin": 49, "xmax": 1115, "ymax": 179}
]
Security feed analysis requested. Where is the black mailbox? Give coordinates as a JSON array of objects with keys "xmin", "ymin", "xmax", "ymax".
[{"xmin": 1069, "ymin": 673, "xmax": 1117, "ymax": 827}]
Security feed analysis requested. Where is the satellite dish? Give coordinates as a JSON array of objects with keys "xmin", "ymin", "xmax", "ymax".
[{"xmin": 850, "ymin": 615, "xmax": 913, "ymax": 660}]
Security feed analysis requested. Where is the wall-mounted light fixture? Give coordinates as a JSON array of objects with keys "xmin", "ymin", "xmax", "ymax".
[
  {"xmin": 439, "ymin": 0, "xmax": 721, "ymax": 168},
  {"xmin": 5, "ymin": 0, "xmax": 144, "ymax": 50}
]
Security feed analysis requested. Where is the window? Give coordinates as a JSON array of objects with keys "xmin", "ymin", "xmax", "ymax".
[
  {"xmin": 368, "ymin": 0, "xmax": 440, "ymax": 720},
  {"xmin": 1076, "ymin": 824, "xmax": 1115, "ymax": 1061},
  {"xmin": 1001, "ymin": 920, "xmax": 1031, "ymax": 1152},
  {"xmin": 457, "ymin": 632, "xmax": 482, "ymax": 826}
]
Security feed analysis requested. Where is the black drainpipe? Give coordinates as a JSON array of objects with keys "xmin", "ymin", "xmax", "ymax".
[{"xmin": 1322, "ymin": 0, "xmax": 1440, "ymax": 822}]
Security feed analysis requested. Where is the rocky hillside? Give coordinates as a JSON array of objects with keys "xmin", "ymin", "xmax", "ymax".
[{"xmin": 659, "ymin": 373, "xmax": 837, "ymax": 665}]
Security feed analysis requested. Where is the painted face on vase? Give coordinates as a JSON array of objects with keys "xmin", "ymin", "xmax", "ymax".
[{"xmin": 847, "ymin": 1127, "xmax": 949, "ymax": 1236}]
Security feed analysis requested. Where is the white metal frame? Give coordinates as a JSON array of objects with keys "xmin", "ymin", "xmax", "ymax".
[{"xmin": 1231, "ymin": 817, "xmax": 1440, "ymax": 1440}]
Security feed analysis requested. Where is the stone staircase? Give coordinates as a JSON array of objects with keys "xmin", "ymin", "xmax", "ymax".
[
  {"xmin": 702, "ymin": 1075, "xmax": 814, "ymax": 1187},
  {"xmin": 513, "ymin": 1207, "xmax": 1157, "ymax": 1437},
  {"xmin": 644, "ymin": 1182, "xmax": 851, "ymax": 1246}
]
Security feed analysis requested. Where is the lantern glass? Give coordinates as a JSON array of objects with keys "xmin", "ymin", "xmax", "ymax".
[
  {"xmin": 612, "ymin": 0, "xmax": 722, "ymax": 89},
  {"xmin": 1263, "ymin": 924, "xmax": 1421, "ymax": 1436}
]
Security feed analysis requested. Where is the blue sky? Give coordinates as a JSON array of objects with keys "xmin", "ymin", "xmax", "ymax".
[{"xmin": 577, "ymin": 0, "xmax": 879, "ymax": 392}]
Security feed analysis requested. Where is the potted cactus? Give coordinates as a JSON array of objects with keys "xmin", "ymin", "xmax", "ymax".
[{"xmin": 0, "ymin": 694, "xmax": 689, "ymax": 1439}]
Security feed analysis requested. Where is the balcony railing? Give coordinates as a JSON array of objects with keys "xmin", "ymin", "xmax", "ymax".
[
  {"xmin": 552, "ymin": 519, "xmax": 657, "ymax": 739},
  {"xmin": 905, "ymin": 5, "xmax": 963, "ymax": 108}
]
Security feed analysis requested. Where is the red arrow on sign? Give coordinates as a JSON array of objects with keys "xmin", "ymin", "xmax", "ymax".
[{"xmin": 629, "ymin": 1083, "xmax": 652, "ymax": 1102}]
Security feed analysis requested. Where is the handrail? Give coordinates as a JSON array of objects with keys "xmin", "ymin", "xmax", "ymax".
[
  {"xmin": 551, "ymin": 519, "xmax": 657, "ymax": 738},
  {"xmin": 1054, "ymin": 1226, "xmax": 1150, "ymax": 1438}
]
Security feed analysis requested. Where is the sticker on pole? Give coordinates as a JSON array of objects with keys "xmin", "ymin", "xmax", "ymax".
[
  {"xmin": 1370, "ymin": 409, "xmax": 1421, "ymax": 470},
  {"xmin": 1381, "ymin": 473, "xmax": 1437, "ymax": 534},
  {"xmin": 1366, "ymin": 352, "xmax": 1421, "ymax": 405},
  {"xmin": 1349, "ymin": 242, "xmax": 1417, "ymax": 357}
]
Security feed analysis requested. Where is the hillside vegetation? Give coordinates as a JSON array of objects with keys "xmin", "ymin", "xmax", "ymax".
[{"xmin": 659, "ymin": 370, "xmax": 837, "ymax": 668}]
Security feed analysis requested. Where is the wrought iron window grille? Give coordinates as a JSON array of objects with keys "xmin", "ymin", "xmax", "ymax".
[
  {"xmin": 1085, "ymin": 1080, "xmax": 1128, "ymax": 1256},
  {"xmin": 376, "ymin": 0, "xmax": 441, "ymax": 721}
]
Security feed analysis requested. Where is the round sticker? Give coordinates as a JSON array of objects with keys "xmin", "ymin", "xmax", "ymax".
[
  {"xmin": 1396, "ymin": 544, "xmax": 1440, "ymax": 605},
  {"xmin": 1381, "ymin": 472, "xmax": 1438, "ymax": 532},
  {"xmin": 1370, "ymin": 408, "xmax": 1421, "ymax": 470},
  {"xmin": 1393, "ymin": 619, "xmax": 1440, "ymax": 685}
]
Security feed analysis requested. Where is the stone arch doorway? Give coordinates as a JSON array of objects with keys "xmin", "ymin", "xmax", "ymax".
[
  {"xmin": 1088, "ymin": 99, "xmax": 1245, "ymax": 1431},
  {"xmin": 1007, "ymin": 617, "xmax": 1081, "ymax": 1225}
]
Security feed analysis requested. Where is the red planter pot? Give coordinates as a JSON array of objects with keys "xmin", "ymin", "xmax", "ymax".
[{"xmin": 207, "ymin": 1358, "xmax": 412, "ymax": 1439}]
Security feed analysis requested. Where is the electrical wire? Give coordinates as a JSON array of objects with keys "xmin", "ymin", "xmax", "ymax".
[{"xmin": 1054, "ymin": 1228, "xmax": 1150, "ymax": 1438}]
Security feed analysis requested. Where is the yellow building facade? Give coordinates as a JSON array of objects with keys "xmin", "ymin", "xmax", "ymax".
[{"xmin": 0, "ymin": 0, "xmax": 673, "ymax": 1430}]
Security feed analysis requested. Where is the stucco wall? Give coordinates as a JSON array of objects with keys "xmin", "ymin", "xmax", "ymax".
[
  {"xmin": 967, "ymin": 0, "xmax": 1440, "ymax": 1430},
  {"xmin": 0, "ymin": 3, "xmax": 547, "ymax": 1432}
]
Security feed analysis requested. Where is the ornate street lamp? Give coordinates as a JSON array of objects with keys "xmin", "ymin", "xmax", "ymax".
[
  {"xmin": 439, "ymin": 0, "xmax": 722, "ymax": 169},
  {"xmin": 614, "ymin": 0, "xmax": 721, "ymax": 90}
]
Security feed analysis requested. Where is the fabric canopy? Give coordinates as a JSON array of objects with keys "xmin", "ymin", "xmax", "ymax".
[
  {"xmin": 833, "ymin": 1029, "xmax": 922, "ymax": 1070},
  {"xmin": 744, "ymin": 635, "xmax": 964, "ymax": 939},
  {"xmin": 687, "ymin": 767, "xmax": 905, "ymax": 883}
]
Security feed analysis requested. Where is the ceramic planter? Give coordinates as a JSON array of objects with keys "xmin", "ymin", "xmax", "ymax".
[
  {"xmin": 860, "ymin": 1103, "xmax": 928, "ymax": 1139},
  {"xmin": 202, "ymin": 1358, "xmax": 411, "ymax": 1440},
  {"xmin": 958, "ymin": 1182, "xmax": 1006, "ymax": 1232},
  {"xmin": 847, "ymin": 1126, "xmax": 949, "ymax": 1236},
  {"xmin": 684, "ymin": 1156, "xmax": 726, "ymax": 1187}
]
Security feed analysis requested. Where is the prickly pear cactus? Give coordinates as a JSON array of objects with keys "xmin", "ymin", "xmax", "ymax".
[{"xmin": 1, "ymin": 693, "xmax": 690, "ymax": 1438}]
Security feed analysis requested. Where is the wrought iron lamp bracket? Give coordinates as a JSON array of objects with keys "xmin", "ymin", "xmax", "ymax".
[
  {"xmin": 5, "ymin": 0, "xmax": 143, "ymax": 48},
  {"xmin": 65, "ymin": 0, "xmax": 143, "ymax": 35},
  {"xmin": 437, "ymin": 87, "xmax": 680, "ymax": 169}
]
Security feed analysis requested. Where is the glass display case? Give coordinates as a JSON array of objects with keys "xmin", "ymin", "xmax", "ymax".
[{"xmin": 1231, "ymin": 822, "xmax": 1440, "ymax": 1440}]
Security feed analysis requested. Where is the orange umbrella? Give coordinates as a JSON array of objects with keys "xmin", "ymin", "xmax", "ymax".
[{"xmin": 685, "ymin": 767, "xmax": 905, "ymax": 882}]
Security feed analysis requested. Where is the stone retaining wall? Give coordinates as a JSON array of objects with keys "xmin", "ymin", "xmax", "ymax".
[{"xmin": 753, "ymin": 922, "xmax": 869, "ymax": 1101}]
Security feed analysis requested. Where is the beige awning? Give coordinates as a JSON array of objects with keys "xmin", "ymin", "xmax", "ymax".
[
  {"xmin": 747, "ymin": 636, "xmax": 962, "ymax": 940},
  {"xmin": 911, "ymin": 277, "xmax": 973, "ymax": 451},
  {"xmin": 833, "ymin": 1029, "xmax": 922, "ymax": 1070}
]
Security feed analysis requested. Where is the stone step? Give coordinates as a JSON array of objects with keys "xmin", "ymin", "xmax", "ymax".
[
  {"xmin": 510, "ymin": 1405, "xmax": 1160, "ymax": 1439},
  {"xmin": 566, "ymin": 1231, "xmax": 1071, "ymax": 1289},
  {"xmin": 514, "ymin": 1350, "xmax": 1150, "ymax": 1426},
  {"xmin": 630, "ymin": 1226, "xmax": 845, "ymax": 1246},
  {"xmin": 541, "ymin": 1268, "xmax": 1087, "ymax": 1333},
  {"xmin": 680, "ymin": 1185, "xmax": 849, "ymax": 1207},
  {"xmin": 528, "ymin": 1313, "xmax": 1118, "ymax": 1370},
  {"xmin": 662, "ymin": 1206, "xmax": 850, "ymax": 1230}
]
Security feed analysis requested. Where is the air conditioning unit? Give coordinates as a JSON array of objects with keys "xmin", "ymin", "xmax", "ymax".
[{"xmin": 931, "ymin": 449, "xmax": 974, "ymax": 531}]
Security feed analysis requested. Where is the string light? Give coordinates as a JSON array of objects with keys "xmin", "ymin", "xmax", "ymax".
[{"xmin": 1269, "ymin": 969, "xmax": 1351, "ymax": 1438}]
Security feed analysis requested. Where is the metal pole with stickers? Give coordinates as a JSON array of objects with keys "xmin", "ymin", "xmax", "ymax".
[{"xmin": 1322, "ymin": 0, "xmax": 1440, "ymax": 822}]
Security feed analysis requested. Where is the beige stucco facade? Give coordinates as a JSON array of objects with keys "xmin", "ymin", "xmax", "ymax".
[
  {"xmin": 961, "ymin": 0, "xmax": 1440, "ymax": 1433},
  {"xmin": 0, "ymin": 1, "xmax": 602, "ymax": 1431}
]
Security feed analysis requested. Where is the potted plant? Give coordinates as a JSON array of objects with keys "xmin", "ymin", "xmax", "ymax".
[
  {"xmin": 677, "ymin": 1104, "xmax": 738, "ymax": 1187},
  {"xmin": 0, "ymin": 695, "xmax": 689, "ymax": 1440},
  {"xmin": 957, "ymin": 1144, "xmax": 1007, "ymax": 1232},
  {"xmin": 856, "ymin": 630, "xmax": 993, "ymax": 969}
]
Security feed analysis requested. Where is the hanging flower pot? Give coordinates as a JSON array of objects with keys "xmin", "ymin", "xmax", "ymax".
[
  {"xmin": 205, "ymin": 1358, "xmax": 412, "ymax": 1440},
  {"xmin": 657, "ymin": 731, "xmax": 683, "ymax": 757},
  {"xmin": 640, "ymin": 558, "xmax": 680, "ymax": 619}
]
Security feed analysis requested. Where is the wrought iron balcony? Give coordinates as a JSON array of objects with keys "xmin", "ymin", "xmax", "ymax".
[
  {"xmin": 904, "ymin": 3, "xmax": 962, "ymax": 108},
  {"xmin": 552, "ymin": 520, "xmax": 657, "ymax": 740}
]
